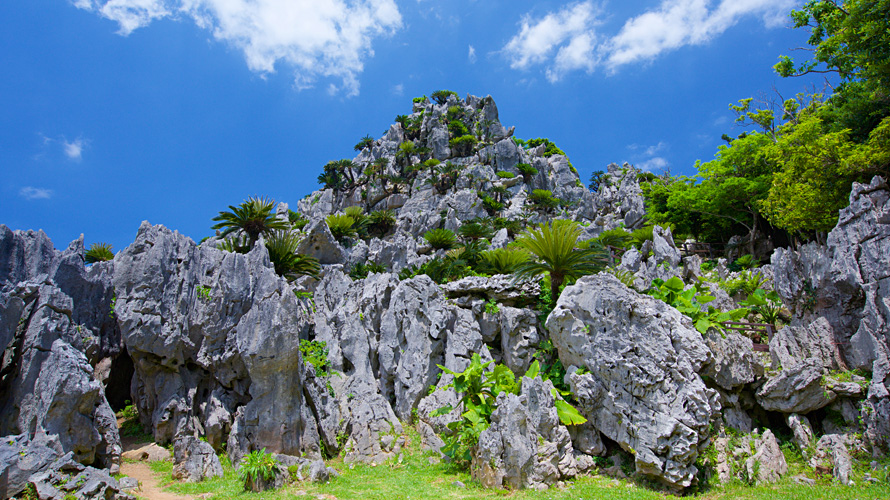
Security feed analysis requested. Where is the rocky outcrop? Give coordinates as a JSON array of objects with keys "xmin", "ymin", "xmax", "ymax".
[
  {"xmin": 546, "ymin": 273, "xmax": 718, "ymax": 490},
  {"xmin": 472, "ymin": 377, "xmax": 578, "ymax": 490},
  {"xmin": 0, "ymin": 228, "xmax": 121, "ymax": 474},
  {"xmin": 112, "ymin": 222, "xmax": 320, "ymax": 463},
  {"xmin": 755, "ymin": 358, "xmax": 835, "ymax": 413},
  {"xmin": 770, "ymin": 176, "xmax": 890, "ymax": 451},
  {"xmin": 171, "ymin": 435, "xmax": 223, "ymax": 482},
  {"xmin": 744, "ymin": 429, "xmax": 788, "ymax": 485}
]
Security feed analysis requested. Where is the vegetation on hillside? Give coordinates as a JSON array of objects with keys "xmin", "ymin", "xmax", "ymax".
[{"xmin": 642, "ymin": 0, "xmax": 889, "ymax": 248}]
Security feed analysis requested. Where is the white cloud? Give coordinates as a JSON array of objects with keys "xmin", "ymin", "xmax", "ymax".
[
  {"xmin": 63, "ymin": 138, "xmax": 85, "ymax": 161},
  {"xmin": 638, "ymin": 156, "xmax": 669, "ymax": 172},
  {"xmin": 629, "ymin": 141, "xmax": 670, "ymax": 172},
  {"xmin": 20, "ymin": 187, "xmax": 54, "ymax": 200},
  {"xmin": 503, "ymin": 2, "xmax": 601, "ymax": 71},
  {"xmin": 605, "ymin": 0, "xmax": 794, "ymax": 69},
  {"xmin": 468, "ymin": 45, "xmax": 476, "ymax": 64},
  {"xmin": 392, "ymin": 83, "xmax": 404, "ymax": 96},
  {"xmin": 73, "ymin": 0, "xmax": 403, "ymax": 96},
  {"xmin": 503, "ymin": 0, "xmax": 794, "ymax": 80}
]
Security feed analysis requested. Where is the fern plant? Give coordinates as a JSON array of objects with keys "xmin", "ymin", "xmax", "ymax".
[
  {"xmin": 85, "ymin": 243, "xmax": 114, "ymax": 263},
  {"xmin": 239, "ymin": 448, "xmax": 281, "ymax": 492},
  {"xmin": 326, "ymin": 214, "xmax": 356, "ymax": 242},
  {"xmin": 479, "ymin": 247, "xmax": 531, "ymax": 275},
  {"xmin": 424, "ymin": 228, "xmax": 458, "ymax": 250},
  {"xmin": 264, "ymin": 231, "xmax": 321, "ymax": 280}
]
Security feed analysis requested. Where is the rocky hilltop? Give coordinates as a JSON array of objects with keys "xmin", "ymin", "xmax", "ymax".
[{"xmin": 1, "ymin": 93, "xmax": 888, "ymax": 498}]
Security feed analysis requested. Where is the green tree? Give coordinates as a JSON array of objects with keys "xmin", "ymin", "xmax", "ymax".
[
  {"xmin": 211, "ymin": 197, "xmax": 289, "ymax": 248},
  {"xmin": 354, "ymin": 134, "xmax": 374, "ymax": 152},
  {"xmin": 512, "ymin": 220, "xmax": 609, "ymax": 297}
]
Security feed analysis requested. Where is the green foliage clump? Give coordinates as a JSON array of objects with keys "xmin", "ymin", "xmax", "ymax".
[
  {"xmin": 592, "ymin": 227, "xmax": 633, "ymax": 250},
  {"xmin": 739, "ymin": 288, "xmax": 784, "ymax": 325},
  {"xmin": 732, "ymin": 254, "xmax": 758, "ymax": 271},
  {"xmin": 496, "ymin": 171, "xmax": 516, "ymax": 179},
  {"xmin": 299, "ymin": 340, "xmax": 330, "ymax": 377},
  {"xmin": 526, "ymin": 138, "xmax": 567, "ymax": 157},
  {"xmin": 412, "ymin": 95, "xmax": 427, "ymax": 104},
  {"xmin": 326, "ymin": 213, "xmax": 357, "ymax": 242},
  {"xmin": 212, "ymin": 196, "xmax": 289, "ymax": 249},
  {"xmin": 349, "ymin": 260, "xmax": 388, "ymax": 280},
  {"xmin": 238, "ymin": 448, "xmax": 281, "ymax": 492},
  {"xmin": 288, "ymin": 210, "xmax": 309, "ymax": 231},
  {"xmin": 528, "ymin": 189, "xmax": 560, "ymax": 211},
  {"xmin": 516, "ymin": 163, "xmax": 538, "ymax": 182},
  {"xmin": 449, "ymin": 135, "xmax": 476, "ymax": 157},
  {"xmin": 647, "ymin": 276, "xmax": 747, "ymax": 334},
  {"xmin": 479, "ymin": 247, "xmax": 531, "ymax": 275},
  {"xmin": 367, "ymin": 209, "xmax": 396, "ymax": 237},
  {"xmin": 448, "ymin": 120, "xmax": 469, "ymax": 138},
  {"xmin": 513, "ymin": 220, "xmax": 609, "ymax": 297},
  {"xmin": 353, "ymin": 134, "xmax": 374, "ymax": 152},
  {"xmin": 457, "ymin": 222, "xmax": 493, "ymax": 241},
  {"xmin": 264, "ymin": 231, "xmax": 321, "ymax": 280},
  {"xmin": 721, "ymin": 270, "xmax": 769, "ymax": 297},
  {"xmin": 85, "ymin": 243, "xmax": 114, "ymax": 264},
  {"xmin": 588, "ymin": 170, "xmax": 607, "ymax": 192},
  {"xmin": 430, "ymin": 89, "xmax": 458, "ymax": 105},
  {"xmin": 430, "ymin": 355, "xmax": 585, "ymax": 466},
  {"xmin": 424, "ymin": 228, "xmax": 458, "ymax": 250}
]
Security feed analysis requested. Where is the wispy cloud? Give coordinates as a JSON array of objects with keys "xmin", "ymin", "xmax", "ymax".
[
  {"xmin": 63, "ymin": 137, "xmax": 85, "ymax": 161},
  {"xmin": 503, "ymin": 0, "xmax": 794, "ymax": 80},
  {"xmin": 392, "ymin": 83, "xmax": 404, "ymax": 96},
  {"xmin": 468, "ymin": 45, "xmax": 477, "ymax": 64},
  {"xmin": 73, "ymin": 0, "xmax": 403, "ymax": 97},
  {"xmin": 39, "ymin": 133, "xmax": 88, "ymax": 161},
  {"xmin": 628, "ymin": 141, "xmax": 670, "ymax": 172},
  {"xmin": 20, "ymin": 187, "xmax": 54, "ymax": 200}
]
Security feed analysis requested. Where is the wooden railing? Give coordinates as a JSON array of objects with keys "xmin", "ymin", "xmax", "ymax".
[
  {"xmin": 679, "ymin": 242, "xmax": 725, "ymax": 259},
  {"xmin": 721, "ymin": 321, "xmax": 776, "ymax": 352}
]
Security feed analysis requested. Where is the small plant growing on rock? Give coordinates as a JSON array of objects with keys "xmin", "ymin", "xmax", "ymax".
[
  {"xmin": 367, "ymin": 209, "xmax": 396, "ymax": 237},
  {"xmin": 449, "ymin": 135, "xmax": 476, "ymax": 157},
  {"xmin": 496, "ymin": 171, "xmax": 516, "ymax": 179},
  {"xmin": 424, "ymin": 228, "xmax": 458, "ymax": 250},
  {"xmin": 431, "ymin": 89, "xmax": 458, "ymax": 105},
  {"xmin": 528, "ymin": 189, "xmax": 560, "ymax": 212},
  {"xmin": 196, "ymin": 285, "xmax": 212, "ymax": 302},
  {"xmin": 326, "ymin": 213, "xmax": 357, "ymax": 243},
  {"xmin": 484, "ymin": 299, "xmax": 500, "ymax": 315},
  {"xmin": 479, "ymin": 247, "xmax": 531, "ymax": 275},
  {"xmin": 647, "ymin": 276, "xmax": 747, "ymax": 334},
  {"xmin": 85, "ymin": 243, "xmax": 114, "ymax": 263},
  {"xmin": 239, "ymin": 448, "xmax": 281, "ymax": 492},
  {"xmin": 300, "ymin": 340, "xmax": 330, "ymax": 377},
  {"xmin": 516, "ymin": 163, "xmax": 538, "ymax": 182},
  {"xmin": 431, "ymin": 355, "xmax": 585, "ymax": 466}
]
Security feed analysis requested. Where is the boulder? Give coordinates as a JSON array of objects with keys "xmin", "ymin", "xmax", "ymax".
[
  {"xmin": 472, "ymin": 377, "xmax": 577, "ymax": 490},
  {"xmin": 546, "ymin": 273, "xmax": 718, "ymax": 490},
  {"xmin": 744, "ymin": 429, "xmax": 787, "ymax": 484},
  {"xmin": 171, "ymin": 435, "xmax": 223, "ymax": 483},
  {"xmin": 296, "ymin": 219, "xmax": 346, "ymax": 265},
  {"xmin": 0, "ymin": 433, "xmax": 63, "ymax": 499},
  {"xmin": 755, "ymin": 358, "xmax": 834, "ymax": 413},
  {"xmin": 703, "ymin": 331, "xmax": 759, "ymax": 390},
  {"xmin": 442, "ymin": 275, "xmax": 539, "ymax": 307},
  {"xmin": 786, "ymin": 413, "xmax": 815, "ymax": 457}
]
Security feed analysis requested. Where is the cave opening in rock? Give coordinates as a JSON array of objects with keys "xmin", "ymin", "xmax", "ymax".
[{"xmin": 104, "ymin": 347, "xmax": 135, "ymax": 412}]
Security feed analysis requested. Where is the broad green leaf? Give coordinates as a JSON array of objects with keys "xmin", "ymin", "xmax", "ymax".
[
  {"xmin": 524, "ymin": 360, "xmax": 541, "ymax": 380},
  {"xmin": 554, "ymin": 399, "xmax": 587, "ymax": 425}
]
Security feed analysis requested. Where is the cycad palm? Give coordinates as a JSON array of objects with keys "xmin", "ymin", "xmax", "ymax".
[
  {"xmin": 512, "ymin": 219, "xmax": 609, "ymax": 297},
  {"xmin": 211, "ymin": 197, "xmax": 289, "ymax": 248},
  {"xmin": 264, "ymin": 231, "xmax": 321, "ymax": 280}
]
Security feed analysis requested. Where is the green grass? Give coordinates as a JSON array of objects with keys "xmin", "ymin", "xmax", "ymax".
[{"xmin": 140, "ymin": 426, "xmax": 890, "ymax": 500}]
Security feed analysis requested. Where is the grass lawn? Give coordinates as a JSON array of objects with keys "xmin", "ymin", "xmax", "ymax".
[{"xmin": 141, "ymin": 427, "xmax": 890, "ymax": 500}]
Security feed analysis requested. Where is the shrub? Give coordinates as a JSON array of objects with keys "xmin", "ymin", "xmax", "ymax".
[
  {"xmin": 446, "ymin": 105, "xmax": 465, "ymax": 121},
  {"xmin": 480, "ymin": 247, "xmax": 531, "ymax": 274},
  {"xmin": 458, "ymin": 222, "xmax": 493, "ymax": 241},
  {"xmin": 493, "ymin": 217, "xmax": 523, "ymax": 237},
  {"xmin": 588, "ymin": 170, "xmax": 607, "ymax": 192},
  {"xmin": 430, "ymin": 355, "xmax": 585, "ymax": 466},
  {"xmin": 739, "ymin": 288, "xmax": 784, "ymax": 325},
  {"xmin": 733, "ymin": 254, "xmax": 758, "ymax": 270},
  {"xmin": 264, "ymin": 231, "xmax": 321, "ymax": 280},
  {"xmin": 217, "ymin": 235, "xmax": 251, "ymax": 254},
  {"xmin": 326, "ymin": 214, "xmax": 356, "ymax": 242},
  {"xmin": 431, "ymin": 89, "xmax": 458, "ymax": 105},
  {"xmin": 85, "ymin": 243, "xmax": 114, "ymax": 263},
  {"xmin": 496, "ymin": 171, "xmax": 516, "ymax": 179},
  {"xmin": 412, "ymin": 95, "xmax": 427, "ymax": 104},
  {"xmin": 647, "ymin": 277, "xmax": 747, "ymax": 334},
  {"xmin": 448, "ymin": 120, "xmax": 469, "ymax": 138},
  {"xmin": 449, "ymin": 135, "xmax": 476, "ymax": 157},
  {"xmin": 593, "ymin": 227, "xmax": 633, "ymax": 249},
  {"xmin": 239, "ymin": 448, "xmax": 281, "ymax": 492},
  {"xmin": 527, "ymin": 138, "xmax": 566, "ymax": 157},
  {"xmin": 528, "ymin": 189, "xmax": 560, "ymax": 211},
  {"xmin": 299, "ymin": 340, "xmax": 329, "ymax": 377},
  {"xmin": 288, "ymin": 210, "xmax": 309, "ymax": 231},
  {"xmin": 349, "ymin": 261, "xmax": 388, "ymax": 280},
  {"xmin": 424, "ymin": 228, "xmax": 457, "ymax": 250},
  {"xmin": 516, "ymin": 163, "xmax": 538, "ymax": 182},
  {"xmin": 630, "ymin": 225, "xmax": 655, "ymax": 249},
  {"xmin": 353, "ymin": 134, "xmax": 374, "ymax": 152},
  {"xmin": 367, "ymin": 209, "xmax": 396, "ymax": 237}
]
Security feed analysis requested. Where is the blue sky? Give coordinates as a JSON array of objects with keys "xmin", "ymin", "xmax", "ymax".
[{"xmin": 2, "ymin": 0, "xmax": 827, "ymax": 252}]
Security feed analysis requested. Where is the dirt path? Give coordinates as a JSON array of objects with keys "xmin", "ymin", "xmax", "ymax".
[{"xmin": 120, "ymin": 462, "xmax": 196, "ymax": 500}]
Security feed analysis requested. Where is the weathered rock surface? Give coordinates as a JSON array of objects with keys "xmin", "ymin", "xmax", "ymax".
[
  {"xmin": 473, "ymin": 377, "xmax": 577, "ymax": 490},
  {"xmin": 703, "ymin": 331, "xmax": 759, "ymax": 390},
  {"xmin": 112, "ymin": 222, "xmax": 320, "ymax": 464},
  {"xmin": 0, "ymin": 433, "xmax": 63, "ymax": 499},
  {"xmin": 0, "ymin": 227, "xmax": 121, "ymax": 473},
  {"xmin": 755, "ymin": 358, "xmax": 834, "ymax": 413},
  {"xmin": 171, "ymin": 435, "xmax": 223, "ymax": 483},
  {"xmin": 770, "ymin": 177, "xmax": 890, "ymax": 451},
  {"xmin": 547, "ymin": 273, "xmax": 718, "ymax": 490},
  {"xmin": 744, "ymin": 429, "xmax": 787, "ymax": 484}
]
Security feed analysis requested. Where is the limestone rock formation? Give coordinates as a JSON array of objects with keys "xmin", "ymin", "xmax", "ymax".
[
  {"xmin": 171, "ymin": 435, "xmax": 224, "ymax": 482},
  {"xmin": 546, "ymin": 273, "xmax": 718, "ymax": 490}
]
